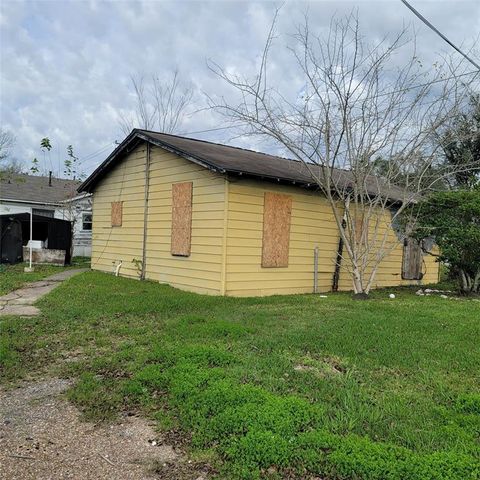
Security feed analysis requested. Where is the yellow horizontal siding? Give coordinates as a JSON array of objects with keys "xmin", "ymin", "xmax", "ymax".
[
  {"xmin": 336, "ymin": 210, "xmax": 440, "ymax": 292},
  {"xmin": 143, "ymin": 148, "xmax": 225, "ymax": 294},
  {"xmin": 225, "ymin": 180, "xmax": 340, "ymax": 296},
  {"xmin": 91, "ymin": 144, "xmax": 226, "ymax": 294},
  {"xmin": 224, "ymin": 180, "xmax": 439, "ymax": 296},
  {"xmin": 91, "ymin": 145, "xmax": 146, "ymax": 277},
  {"xmin": 91, "ymin": 143, "xmax": 439, "ymax": 297}
]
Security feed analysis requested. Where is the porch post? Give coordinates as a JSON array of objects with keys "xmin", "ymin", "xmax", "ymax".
[{"xmin": 29, "ymin": 207, "xmax": 33, "ymax": 269}]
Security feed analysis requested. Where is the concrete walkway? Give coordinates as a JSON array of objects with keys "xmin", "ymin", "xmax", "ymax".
[{"xmin": 0, "ymin": 269, "xmax": 88, "ymax": 317}]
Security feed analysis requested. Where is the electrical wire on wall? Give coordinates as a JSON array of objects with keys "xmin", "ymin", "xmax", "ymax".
[{"xmin": 90, "ymin": 146, "xmax": 131, "ymax": 270}]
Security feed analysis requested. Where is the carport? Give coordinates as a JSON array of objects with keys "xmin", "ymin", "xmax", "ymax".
[{"xmin": 0, "ymin": 213, "xmax": 72, "ymax": 265}]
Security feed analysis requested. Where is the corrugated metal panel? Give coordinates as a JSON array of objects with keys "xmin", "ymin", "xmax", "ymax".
[{"xmin": 0, "ymin": 213, "xmax": 72, "ymax": 264}]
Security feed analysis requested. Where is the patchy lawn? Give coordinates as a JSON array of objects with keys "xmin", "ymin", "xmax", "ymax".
[
  {"xmin": 0, "ymin": 257, "xmax": 90, "ymax": 295},
  {"xmin": 1, "ymin": 271, "xmax": 479, "ymax": 479}
]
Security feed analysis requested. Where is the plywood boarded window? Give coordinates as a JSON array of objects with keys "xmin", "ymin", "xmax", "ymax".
[
  {"xmin": 171, "ymin": 182, "xmax": 193, "ymax": 256},
  {"xmin": 111, "ymin": 201, "xmax": 123, "ymax": 227},
  {"xmin": 402, "ymin": 238, "xmax": 423, "ymax": 280},
  {"xmin": 262, "ymin": 192, "xmax": 292, "ymax": 268},
  {"xmin": 353, "ymin": 214, "xmax": 365, "ymax": 243}
]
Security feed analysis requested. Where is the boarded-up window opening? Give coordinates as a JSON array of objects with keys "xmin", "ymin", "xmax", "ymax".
[
  {"xmin": 402, "ymin": 238, "xmax": 423, "ymax": 280},
  {"xmin": 262, "ymin": 192, "xmax": 292, "ymax": 268},
  {"xmin": 171, "ymin": 182, "xmax": 193, "ymax": 257},
  {"xmin": 111, "ymin": 201, "xmax": 123, "ymax": 227},
  {"xmin": 354, "ymin": 215, "xmax": 365, "ymax": 243}
]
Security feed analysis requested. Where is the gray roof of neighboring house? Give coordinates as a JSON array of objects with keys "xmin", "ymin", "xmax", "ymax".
[
  {"xmin": 0, "ymin": 173, "xmax": 80, "ymax": 204},
  {"xmin": 79, "ymin": 129, "xmax": 406, "ymax": 202}
]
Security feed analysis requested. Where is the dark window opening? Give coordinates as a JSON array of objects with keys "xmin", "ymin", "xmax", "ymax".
[
  {"xmin": 21, "ymin": 221, "xmax": 49, "ymax": 246},
  {"xmin": 82, "ymin": 213, "xmax": 92, "ymax": 231}
]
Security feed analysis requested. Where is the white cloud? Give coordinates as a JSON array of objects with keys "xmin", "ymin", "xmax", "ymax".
[{"xmin": 0, "ymin": 0, "xmax": 479, "ymax": 176}]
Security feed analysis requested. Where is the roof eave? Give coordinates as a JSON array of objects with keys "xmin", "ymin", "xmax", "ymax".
[
  {"xmin": 60, "ymin": 192, "xmax": 93, "ymax": 203},
  {"xmin": 135, "ymin": 131, "xmax": 226, "ymax": 175},
  {"xmin": 225, "ymin": 169, "xmax": 314, "ymax": 189},
  {"xmin": 78, "ymin": 130, "xmax": 141, "ymax": 193},
  {"xmin": 78, "ymin": 129, "xmax": 407, "ymax": 204},
  {"xmin": 79, "ymin": 130, "xmax": 229, "ymax": 194},
  {"xmin": 0, "ymin": 198, "xmax": 63, "ymax": 207}
]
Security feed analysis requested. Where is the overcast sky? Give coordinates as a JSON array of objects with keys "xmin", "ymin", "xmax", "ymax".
[{"xmin": 1, "ymin": 0, "xmax": 479, "ymax": 177}]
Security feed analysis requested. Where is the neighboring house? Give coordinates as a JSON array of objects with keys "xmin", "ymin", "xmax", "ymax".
[
  {"xmin": 79, "ymin": 129, "xmax": 439, "ymax": 296},
  {"xmin": 0, "ymin": 173, "xmax": 92, "ymax": 257},
  {"xmin": 63, "ymin": 192, "xmax": 93, "ymax": 257}
]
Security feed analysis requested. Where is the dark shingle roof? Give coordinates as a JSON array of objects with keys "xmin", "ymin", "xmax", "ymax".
[
  {"xmin": 0, "ymin": 174, "xmax": 80, "ymax": 204},
  {"xmin": 79, "ymin": 129, "xmax": 406, "ymax": 202}
]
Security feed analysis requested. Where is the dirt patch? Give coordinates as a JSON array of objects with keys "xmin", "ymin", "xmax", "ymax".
[
  {"xmin": 150, "ymin": 459, "xmax": 216, "ymax": 480},
  {"xmin": 0, "ymin": 378, "xmax": 209, "ymax": 479},
  {"xmin": 293, "ymin": 355, "xmax": 348, "ymax": 378}
]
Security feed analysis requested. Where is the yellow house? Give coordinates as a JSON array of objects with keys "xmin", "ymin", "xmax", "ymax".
[{"xmin": 79, "ymin": 130, "xmax": 439, "ymax": 296}]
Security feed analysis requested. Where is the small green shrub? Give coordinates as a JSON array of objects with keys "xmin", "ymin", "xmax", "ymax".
[
  {"xmin": 133, "ymin": 364, "xmax": 167, "ymax": 390},
  {"xmin": 68, "ymin": 372, "xmax": 123, "ymax": 421},
  {"xmin": 136, "ymin": 346, "xmax": 480, "ymax": 480},
  {"xmin": 297, "ymin": 431, "xmax": 480, "ymax": 480},
  {"xmin": 177, "ymin": 345, "xmax": 236, "ymax": 367},
  {"xmin": 203, "ymin": 395, "xmax": 321, "ymax": 445},
  {"xmin": 455, "ymin": 394, "xmax": 480, "ymax": 415},
  {"xmin": 225, "ymin": 428, "xmax": 293, "ymax": 479}
]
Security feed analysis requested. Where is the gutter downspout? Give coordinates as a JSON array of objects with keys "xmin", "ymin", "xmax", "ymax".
[
  {"xmin": 313, "ymin": 245, "xmax": 319, "ymax": 294},
  {"xmin": 115, "ymin": 261, "xmax": 123, "ymax": 276},
  {"xmin": 332, "ymin": 199, "xmax": 350, "ymax": 292},
  {"xmin": 220, "ymin": 178, "xmax": 229, "ymax": 295},
  {"xmin": 140, "ymin": 142, "xmax": 152, "ymax": 280}
]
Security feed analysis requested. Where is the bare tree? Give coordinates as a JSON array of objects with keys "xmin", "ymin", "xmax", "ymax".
[
  {"xmin": 210, "ymin": 11, "xmax": 478, "ymax": 295},
  {"xmin": 119, "ymin": 70, "xmax": 194, "ymax": 135},
  {"xmin": 0, "ymin": 128, "xmax": 25, "ymax": 180},
  {"xmin": 0, "ymin": 128, "xmax": 16, "ymax": 165},
  {"xmin": 0, "ymin": 128, "xmax": 14, "ymax": 161}
]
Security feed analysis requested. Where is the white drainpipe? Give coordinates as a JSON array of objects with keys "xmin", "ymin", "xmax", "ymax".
[{"xmin": 114, "ymin": 261, "xmax": 123, "ymax": 277}]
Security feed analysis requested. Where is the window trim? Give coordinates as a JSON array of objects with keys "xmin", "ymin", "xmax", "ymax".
[{"xmin": 81, "ymin": 212, "xmax": 92, "ymax": 231}]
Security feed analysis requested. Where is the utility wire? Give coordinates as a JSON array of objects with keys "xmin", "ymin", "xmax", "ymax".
[
  {"xmin": 180, "ymin": 125, "xmax": 238, "ymax": 136},
  {"xmin": 374, "ymin": 70, "xmax": 479, "ymax": 98},
  {"xmin": 400, "ymin": 0, "xmax": 480, "ymax": 71},
  {"xmin": 177, "ymin": 70, "xmax": 480, "ymax": 139},
  {"xmin": 180, "ymin": 69, "xmax": 479, "ymax": 138},
  {"xmin": 79, "ymin": 143, "xmax": 115, "ymax": 162}
]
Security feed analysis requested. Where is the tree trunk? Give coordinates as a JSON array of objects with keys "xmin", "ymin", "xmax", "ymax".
[
  {"xmin": 460, "ymin": 269, "xmax": 470, "ymax": 294},
  {"xmin": 351, "ymin": 263, "xmax": 367, "ymax": 296},
  {"xmin": 459, "ymin": 269, "xmax": 480, "ymax": 295},
  {"xmin": 473, "ymin": 270, "xmax": 480, "ymax": 294}
]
